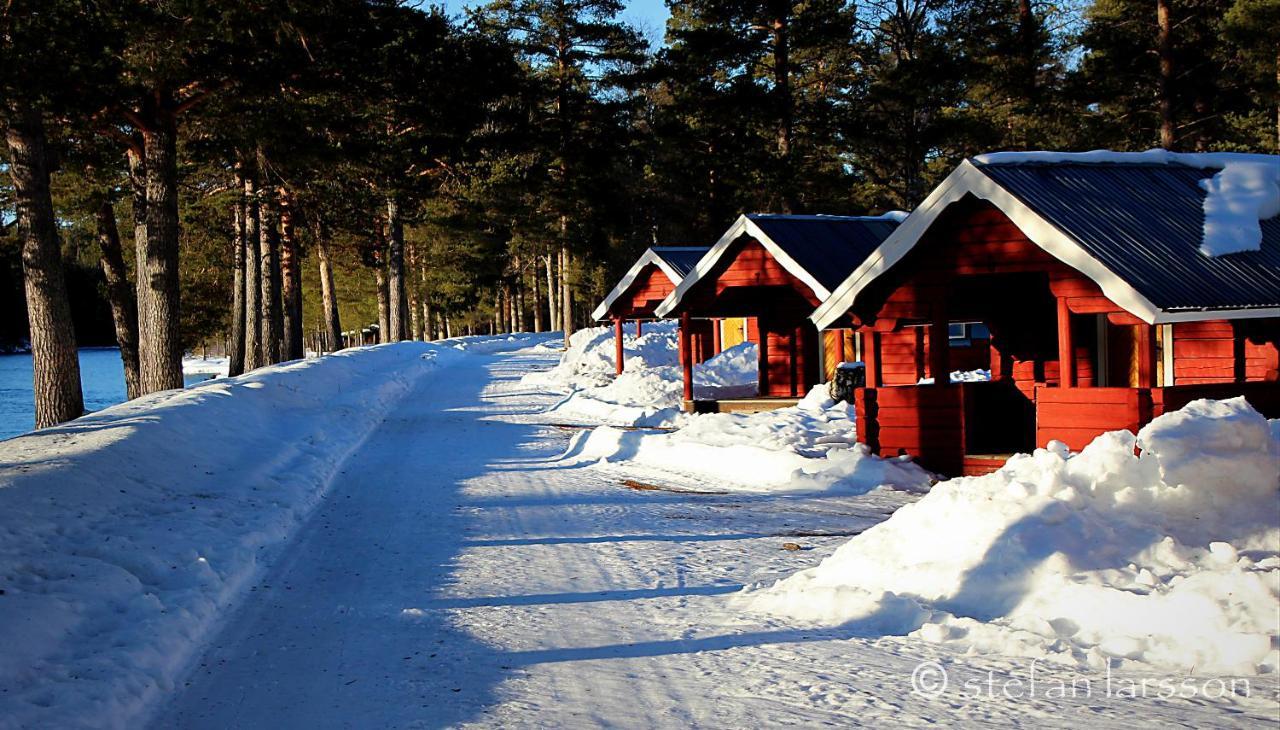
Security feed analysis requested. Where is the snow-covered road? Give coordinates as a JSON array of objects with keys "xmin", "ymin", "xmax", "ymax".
[{"xmin": 145, "ymin": 344, "xmax": 1276, "ymax": 728}]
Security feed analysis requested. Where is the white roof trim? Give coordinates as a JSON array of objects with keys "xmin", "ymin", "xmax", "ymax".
[
  {"xmin": 653, "ymin": 215, "xmax": 831, "ymax": 318},
  {"xmin": 590, "ymin": 248, "xmax": 693, "ymax": 321},
  {"xmin": 810, "ymin": 161, "xmax": 1280, "ymax": 329}
]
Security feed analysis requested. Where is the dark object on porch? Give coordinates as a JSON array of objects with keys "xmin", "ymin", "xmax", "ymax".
[{"xmin": 831, "ymin": 362, "xmax": 865, "ymax": 403}]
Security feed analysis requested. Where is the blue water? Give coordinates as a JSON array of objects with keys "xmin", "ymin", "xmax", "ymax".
[{"xmin": 0, "ymin": 349, "xmax": 215, "ymax": 441}]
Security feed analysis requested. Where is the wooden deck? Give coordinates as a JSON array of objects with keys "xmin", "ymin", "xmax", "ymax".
[{"xmin": 684, "ymin": 398, "xmax": 801, "ymax": 414}]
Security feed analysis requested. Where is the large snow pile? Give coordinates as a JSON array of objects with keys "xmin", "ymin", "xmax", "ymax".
[
  {"xmin": 564, "ymin": 385, "xmax": 933, "ymax": 493},
  {"xmin": 973, "ymin": 150, "xmax": 1280, "ymax": 257},
  {"xmin": 530, "ymin": 323, "xmax": 758, "ymax": 427},
  {"xmin": 522, "ymin": 323, "xmax": 681, "ymax": 390},
  {"xmin": 0, "ymin": 342, "xmax": 475, "ymax": 727},
  {"xmin": 749, "ymin": 397, "xmax": 1280, "ymax": 676}
]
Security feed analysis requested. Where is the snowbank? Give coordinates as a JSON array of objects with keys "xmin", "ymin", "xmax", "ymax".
[
  {"xmin": 749, "ymin": 397, "xmax": 1280, "ymax": 676},
  {"xmin": 523, "ymin": 323, "xmax": 680, "ymax": 390},
  {"xmin": 182, "ymin": 355, "xmax": 229, "ymax": 377},
  {"xmin": 972, "ymin": 150, "xmax": 1280, "ymax": 257},
  {"xmin": 564, "ymin": 385, "xmax": 933, "ymax": 494},
  {"xmin": 0, "ymin": 341, "xmax": 475, "ymax": 727},
  {"xmin": 530, "ymin": 323, "xmax": 757, "ymax": 427}
]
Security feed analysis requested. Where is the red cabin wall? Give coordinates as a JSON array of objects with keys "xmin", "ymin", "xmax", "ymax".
[
  {"xmin": 611, "ymin": 264, "xmax": 677, "ymax": 319},
  {"xmin": 707, "ymin": 240, "xmax": 819, "ymax": 298},
  {"xmin": 865, "ymin": 202, "xmax": 1112, "ymax": 395},
  {"xmin": 761, "ymin": 317, "xmax": 820, "ymax": 397},
  {"xmin": 1172, "ymin": 320, "xmax": 1280, "ymax": 384},
  {"xmin": 679, "ymin": 237, "xmax": 822, "ymax": 398}
]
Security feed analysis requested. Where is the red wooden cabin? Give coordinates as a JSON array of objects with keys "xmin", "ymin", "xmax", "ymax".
[
  {"xmin": 811, "ymin": 153, "xmax": 1280, "ymax": 476},
  {"xmin": 656, "ymin": 213, "xmax": 904, "ymax": 412},
  {"xmin": 592, "ymin": 247, "xmax": 707, "ymax": 374}
]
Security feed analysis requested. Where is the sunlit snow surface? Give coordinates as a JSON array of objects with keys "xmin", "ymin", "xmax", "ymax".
[{"xmin": 0, "ymin": 333, "xmax": 1275, "ymax": 728}]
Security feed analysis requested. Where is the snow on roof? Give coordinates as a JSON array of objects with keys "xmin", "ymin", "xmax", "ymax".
[{"xmin": 974, "ymin": 150, "xmax": 1280, "ymax": 258}]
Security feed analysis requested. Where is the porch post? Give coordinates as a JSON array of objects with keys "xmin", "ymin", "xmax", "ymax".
[
  {"xmin": 1137, "ymin": 323, "xmax": 1157, "ymax": 388},
  {"xmin": 636, "ymin": 319, "xmax": 643, "ymax": 337},
  {"xmin": 835, "ymin": 330, "xmax": 846, "ymax": 363},
  {"xmin": 1057, "ymin": 296, "xmax": 1075, "ymax": 387},
  {"xmin": 1232, "ymin": 323, "xmax": 1247, "ymax": 383},
  {"xmin": 758, "ymin": 318, "xmax": 770, "ymax": 396},
  {"xmin": 712, "ymin": 318, "xmax": 722, "ymax": 355},
  {"xmin": 930, "ymin": 313, "xmax": 950, "ymax": 387},
  {"xmin": 680, "ymin": 311, "xmax": 694, "ymax": 402},
  {"xmin": 913, "ymin": 327, "xmax": 926, "ymax": 382},
  {"xmin": 865, "ymin": 330, "xmax": 881, "ymax": 388},
  {"xmin": 614, "ymin": 316, "xmax": 625, "ymax": 374}
]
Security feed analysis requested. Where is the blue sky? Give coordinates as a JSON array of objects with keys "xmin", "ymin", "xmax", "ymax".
[{"xmin": 432, "ymin": 0, "xmax": 672, "ymax": 45}]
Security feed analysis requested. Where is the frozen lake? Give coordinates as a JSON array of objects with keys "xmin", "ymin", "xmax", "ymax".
[{"xmin": 0, "ymin": 349, "xmax": 217, "ymax": 441}]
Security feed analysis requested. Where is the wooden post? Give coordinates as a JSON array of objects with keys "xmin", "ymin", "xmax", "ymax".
[
  {"xmin": 680, "ymin": 312, "xmax": 694, "ymax": 402},
  {"xmin": 930, "ymin": 314, "xmax": 950, "ymax": 387},
  {"xmin": 913, "ymin": 326, "xmax": 927, "ymax": 382},
  {"xmin": 1057, "ymin": 296, "xmax": 1075, "ymax": 387},
  {"xmin": 865, "ymin": 331, "xmax": 881, "ymax": 388},
  {"xmin": 835, "ymin": 329, "xmax": 846, "ymax": 363},
  {"xmin": 1232, "ymin": 323, "xmax": 1247, "ymax": 383},
  {"xmin": 1137, "ymin": 324, "xmax": 1157, "ymax": 388},
  {"xmin": 758, "ymin": 318, "xmax": 770, "ymax": 396},
  {"xmin": 614, "ymin": 316, "xmax": 625, "ymax": 375},
  {"xmin": 712, "ymin": 319, "xmax": 722, "ymax": 355},
  {"xmin": 636, "ymin": 319, "xmax": 643, "ymax": 337}
]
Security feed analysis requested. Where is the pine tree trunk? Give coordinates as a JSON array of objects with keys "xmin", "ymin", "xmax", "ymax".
[
  {"xmin": 1156, "ymin": 0, "xmax": 1176, "ymax": 150},
  {"xmin": 545, "ymin": 252, "xmax": 558, "ymax": 332},
  {"xmin": 4, "ymin": 104, "xmax": 84, "ymax": 427},
  {"xmin": 242, "ymin": 173, "xmax": 263, "ymax": 370},
  {"xmin": 559, "ymin": 243, "xmax": 572, "ymax": 347},
  {"xmin": 257, "ymin": 181, "xmax": 283, "ymax": 365},
  {"xmin": 138, "ymin": 101, "xmax": 184, "ymax": 392},
  {"xmin": 375, "ymin": 266, "xmax": 390, "ymax": 343},
  {"xmin": 94, "ymin": 197, "xmax": 142, "ymax": 399},
  {"xmin": 228, "ymin": 164, "xmax": 247, "ymax": 377},
  {"xmin": 315, "ymin": 224, "xmax": 343, "ymax": 353},
  {"xmin": 386, "ymin": 197, "xmax": 408, "ymax": 342},
  {"xmin": 532, "ymin": 260, "xmax": 544, "ymax": 333},
  {"xmin": 279, "ymin": 187, "xmax": 303, "ymax": 360},
  {"xmin": 772, "ymin": 11, "xmax": 795, "ymax": 213},
  {"xmin": 126, "ymin": 146, "xmax": 147, "ymax": 282},
  {"xmin": 407, "ymin": 240, "xmax": 421, "ymax": 340},
  {"xmin": 418, "ymin": 246, "xmax": 431, "ymax": 340},
  {"xmin": 515, "ymin": 270, "xmax": 526, "ymax": 333}
]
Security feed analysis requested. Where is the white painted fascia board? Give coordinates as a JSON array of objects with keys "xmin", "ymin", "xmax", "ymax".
[
  {"xmin": 809, "ymin": 160, "xmax": 1273, "ymax": 329},
  {"xmin": 654, "ymin": 215, "xmax": 832, "ymax": 318},
  {"xmin": 591, "ymin": 249, "xmax": 680, "ymax": 321},
  {"xmin": 811, "ymin": 163, "xmax": 984, "ymax": 329},
  {"xmin": 1148, "ymin": 307, "xmax": 1280, "ymax": 322}
]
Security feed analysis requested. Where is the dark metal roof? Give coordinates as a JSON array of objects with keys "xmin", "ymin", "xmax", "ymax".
[
  {"xmin": 745, "ymin": 214, "xmax": 902, "ymax": 291},
  {"xmin": 650, "ymin": 246, "xmax": 707, "ymax": 279},
  {"xmin": 973, "ymin": 160, "xmax": 1280, "ymax": 312}
]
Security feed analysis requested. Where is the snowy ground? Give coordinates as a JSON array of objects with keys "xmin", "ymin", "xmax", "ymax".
[{"xmin": 1, "ymin": 339, "xmax": 1275, "ymax": 728}]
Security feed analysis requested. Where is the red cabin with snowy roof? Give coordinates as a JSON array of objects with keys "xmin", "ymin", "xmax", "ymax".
[
  {"xmin": 810, "ymin": 152, "xmax": 1280, "ymax": 476},
  {"xmin": 592, "ymin": 247, "xmax": 709, "ymax": 374},
  {"xmin": 656, "ymin": 213, "xmax": 904, "ymax": 411}
]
